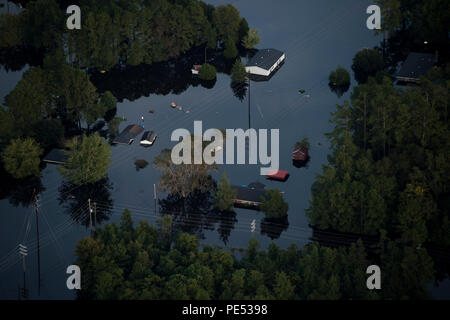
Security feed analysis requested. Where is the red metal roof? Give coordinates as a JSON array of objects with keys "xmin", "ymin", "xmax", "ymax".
[
  {"xmin": 266, "ymin": 169, "xmax": 289, "ymax": 180},
  {"xmin": 292, "ymin": 146, "xmax": 308, "ymax": 161}
]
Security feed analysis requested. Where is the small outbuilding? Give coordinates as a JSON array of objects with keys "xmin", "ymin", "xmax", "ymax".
[
  {"xmin": 245, "ymin": 49, "xmax": 285, "ymax": 77},
  {"xmin": 396, "ymin": 52, "xmax": 437, "ymax": 83}
]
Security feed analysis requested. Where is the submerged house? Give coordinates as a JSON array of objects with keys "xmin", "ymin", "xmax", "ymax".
[
  {"xmin": 113, "ymin": 124, "xmax": 144, "ymax": 145},
  {"xmin": 232, "ymin": 182, "xmax": 267, "ymax": 207},
  {"xmin": 396, "ymin": 52, "xmax": 437, "ymax": 83},
  {"xmin": 245, "ymin": 49, "xmax": 285, "ymax": 78}
]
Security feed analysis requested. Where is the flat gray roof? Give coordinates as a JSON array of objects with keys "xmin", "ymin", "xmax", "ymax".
[
  {"xmin": 113, "ymin": 124, "xmax": 144, "ymax": 144},
  {"xmin": 43, "ymin": 148, "xmax": 69, "ymax": 164},
  {"xmin": 247, "ymin": 49, "xmax": 284, "ymax": 70}
]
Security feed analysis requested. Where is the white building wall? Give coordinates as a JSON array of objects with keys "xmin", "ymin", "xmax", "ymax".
[
  {"xmin": 245, "ymin": 66, "xmax": 270, "ymax": 76},
  {"xmin": 245, "ymin": 53, "xmax": 286, "ymax": 76}
]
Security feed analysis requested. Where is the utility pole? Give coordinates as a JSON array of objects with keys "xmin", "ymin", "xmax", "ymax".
[
  {"xmin": 248, "ymin": 75, "xmax": 251, "ymax": 129},
  {"xmin": 88, "ymin": 198, "xmax": 92, "ymax": 232},
  {"xmin": 18, "ymin": 244, "xmax": 28, "ymax": 299},
  {"xmin": 33, "ymin": 190, "xmax": 41, "ymax": 296},
  {"xmin": 94, "ymin": 202, "xmax": 97, "ymax": 228},
  {"xmin": 251, "ymin": 219, "xmax": 256, "ymax": 238}
]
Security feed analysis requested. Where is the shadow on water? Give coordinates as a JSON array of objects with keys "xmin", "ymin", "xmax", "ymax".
[
  {"xmin": 328, "ymin": 83, "xmax": 350, "ymax": 98},
  {"xmin": 231, "ymin": 81, "xmax": 248, "ymax": 101},
  {"xmin": 0, "ymin": 46, "xmax": 44, "ymax": 72},
  {"xmin": 159, "ymin": 191, "xmax": 215, "ymax": 240},
  {"xmin": 89, "ymin": 46, "xmax": 238, "ymax": 102},
  {"xmin": 260, "ymin": 216, "xmax": 289, "ymax": 240},
  {"xmin": 0, "ymin": 168, "xmax": 45, "ymax": 207},
  {"xmin": 58, "ymin": 178, "xmax": 113, "ymax": 227},
  {"xmin": 158, "ymin": 185, "xmax": 238, "ymax": 244},
  {"xmin": 292, "ymin": 156, "xmax": 311, "ymax": 169}
]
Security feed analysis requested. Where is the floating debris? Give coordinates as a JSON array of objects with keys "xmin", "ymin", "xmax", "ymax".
[
  {"xmin": 170, "ymin": 102, "xmax": 177, "ymax": 108},
  {"xmin": 185, "ymin": 110, "xmax": 190, "ymax": 114},
  {"xmin": 148, "ymin": 109, "xmax": 155, "ymax": 113},
  {"xmin": 298, "ymin": 89, "xmax": 305, "ymax": 94},
  {"xmin": 176, "ymin": 105, "xmax": 182, "ymax": 111},
  {"xmin": 305, "ymin": 94, "xmax": 311, "ymax": 98}
]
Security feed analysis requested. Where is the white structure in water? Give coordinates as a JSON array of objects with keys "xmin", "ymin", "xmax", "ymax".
[{"xmin": 245, "ymin": 49, "xmax": 285, "ymax": 77}]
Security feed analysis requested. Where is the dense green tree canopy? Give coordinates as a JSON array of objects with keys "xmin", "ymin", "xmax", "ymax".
[
  {"xmin": 75, "ymin": 210, "xmax": 433, "ymax": 299},
  {"xmin": 308, "ymin": 68, "xmax": 450, "ymax": 246},
  {"xmin": 213, "ymin": 172, "xmax": 237, "ymax": 212},
  {"xmin": 58, "ymin": 133, "xmax": 111, "ymax": 185},
  {"xmin": 2, "ymin": 138, "xmax": 43, "ymax": 179},
  {"xmin": 230, "ymin": 59, "xmax": 248, "ymax": 83},
  {"xmin": 260, "ymin": 189, "xmax": 289, "ymax": 219},
  {"xmin": 1, "ymin": 0, "xmax": 249, "ymax": 71},
  {"xmin": 198, "ymin": 63, "xmax": 217, "ymax": 81},
  {"xmin": 351, "ymin": 49, "xmax": 384, "ymax": 84},
  {"xmin": 329, "ymin": 66, "xmax": 351, "ymax": 87},
  {"xmin": 241, "ymin": 29, "xmax": 260, "ymax": 49}
]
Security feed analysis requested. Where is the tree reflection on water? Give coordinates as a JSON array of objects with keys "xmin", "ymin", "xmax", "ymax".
[
  {"xmin": 159, "ymin": 187, "xmax": 237, "ymax": 245},
  {"xmin": 260, "ymin": 216, "xmax": 289, "ymax": 240},
  {"xmin": 90, "ymin": 46, "xmax": 237, "ymax": 102},
  {"xmin": 58, "ymin": 178, "xmax": 113, "ymax": 227},
  {"xmin": 0, "ymin": 168, "xmax": 45, "ymax": 207}
]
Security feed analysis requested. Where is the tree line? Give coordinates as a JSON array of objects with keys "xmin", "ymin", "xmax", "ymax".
[
  {"xmin": 74, "ymin": 209, "xmax": 433, "ymax": 299},
  {"xmin": 0, "ymin": 0, "xmax": 253, "ymax": 71},
  {"xmin": 307, "ymin": 67, "xmax": 450, "ymax": 247}
]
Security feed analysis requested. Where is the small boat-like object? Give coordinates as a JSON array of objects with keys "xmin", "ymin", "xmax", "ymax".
[
  {"xmin": 140, "ymin": 131, "xmax": 157, "ymax": 146},
  {"xmin": 148, "ymin": 109, "xmax": 155, "ymax": 114},
  {"xmin": 170, "ymin": 102, "xmax": 177, "ymax": 108}
]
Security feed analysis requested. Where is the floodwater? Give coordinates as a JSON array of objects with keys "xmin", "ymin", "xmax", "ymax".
[{"xmin": 0, "ymin": 0, "xmax": 448, "ymax": 299}]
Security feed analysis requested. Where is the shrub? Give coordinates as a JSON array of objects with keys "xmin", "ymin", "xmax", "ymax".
[{"xmin": 198, "ymin": 63, "xmax": 217, "ymax": 81}]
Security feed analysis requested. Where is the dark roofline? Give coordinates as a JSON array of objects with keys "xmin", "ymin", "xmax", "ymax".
[{"xmin": 246, "ymin": 48, "xmax": 285, "ymax": 70}]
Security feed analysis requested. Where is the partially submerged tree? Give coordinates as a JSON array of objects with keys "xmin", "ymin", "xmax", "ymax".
[
  {"xmin": 223, "ymin": 37, "xmax": 238, "ymax": 59},
  {"xmin": 198, "ymin": 63, "xmax": 217, "ymax": 81},
  {"xmin": 351, "ymin": 48, "xmax": 384, "ymax": 84},
  {"xmin": 241, "ymin": 29, "xmax": 260, "ymax": 49},
  {"xmin": 214, "ymin": 172, "xmax": 237, "ymax": 212},
  {"xmin": 329, "ymin": 66, "xmax": 351, "ymax": 87},
  {"xmin": 153, "ymin": 138, "xmax": 217, "ymax": 199},
  {"xmin": 58, "ymin": 133, "xmax": 111, "ymax": 185},
  {"xmin": 2, "ymin": 138, "xmax": 43, "ymax": 179},
  {"xmin": 231, "ymin": 60, "xmax": 248, "ymax": 83},
  {"xmin": 260, "ymin": 189, "xmax": 289, "ymax": 219}
]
